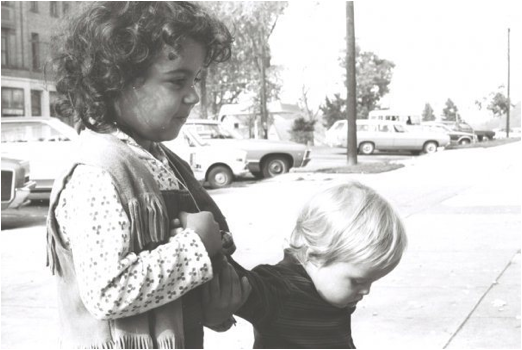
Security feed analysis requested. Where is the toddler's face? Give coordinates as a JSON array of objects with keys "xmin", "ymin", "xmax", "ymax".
[
  {"xmin": 306, "ymin": 260, "xmax": 398, "ymax": 309},
  {"xmin": 113, "ymin": 38, "xmax": 205, "ymax": 145}
]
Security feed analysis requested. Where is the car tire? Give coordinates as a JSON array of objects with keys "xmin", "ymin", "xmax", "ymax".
[
  {"xmin": 207, "ymin": 165, "xmax": 233, "ymax": 189},
  {"xmin": 459, "ymin": 139, "xmax": 470, "ymax": 145},
  {"xmin": 423, "ymin": 141, "xmax": 438, "ymax": 154},
  {"xmin": 261, "ymin": 156, "xmax": 290, "ymax": 178},
  {"xmin": 359, "ymin": 142, "xmax": 375, "ymax": 155}
]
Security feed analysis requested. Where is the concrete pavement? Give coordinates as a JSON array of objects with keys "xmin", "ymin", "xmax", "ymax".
[{"xmin": 1, "ymin": 142, "xmax": 520, "ymax": 349}]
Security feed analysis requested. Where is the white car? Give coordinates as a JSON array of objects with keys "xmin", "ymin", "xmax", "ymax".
[
  {"xmin": 162, "ymin": 127, "xmax": 249, "ymax": 189},
  {"xmin": 1, "ymin": 117, "xmax": 249, "ymax": 198},
  {"xmin": 184, "ymin": 119, "xmax": 311, "ymax": 178},
  {"xmin": 1, "ymin": 117, "xmax": 78, "ymax": 199},
  {"xmin": 325, "ymin": 119, "xmax": 450, "ymax": 154}
]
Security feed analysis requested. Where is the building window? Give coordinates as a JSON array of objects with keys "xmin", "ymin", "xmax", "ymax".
[
  {"xmin": 30, "ymin": 1, "xmax": 38, "ymax": 12},
  {"xmin": 1, "ymin": 88, "xmax": 25, "ymax": 117},
  {"xmin": 62, "ymin": 1, "xmax": 69, "ymax": 15},
  {"xmin": 31, "ymin": 33, "xmax": 40, "ymax": 70},
  {"xmin": 31, "ymin": 90, "xmax": 42, "ymax": 116},
  {"xmin": 50, "ymin": 1, "xmax": 58, "ymax": 17},
  {"xmin": 1, "ymin": 28, "xmax": 10, "ymax": 66}
]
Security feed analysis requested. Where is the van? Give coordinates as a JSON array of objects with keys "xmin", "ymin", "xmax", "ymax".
[{"xmin": 368, "ymin": 109, "xmax": 421, "ymax": 124}]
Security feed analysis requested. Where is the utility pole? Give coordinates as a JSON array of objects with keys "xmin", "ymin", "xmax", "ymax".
[
  {"xmin": 346, "ymin": 2, "xmax": 357, "ymax": 165},
  {"xmin": 506, "ymin": 27, "xmax": 511, "ymax": 138},
  {"xmin": 259, "ymin": 41, "xmax": 269, "ymax": 139}
]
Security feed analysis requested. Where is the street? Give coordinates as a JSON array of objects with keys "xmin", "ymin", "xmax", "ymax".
[{"xmin": 1, "ymin": 143, "xmax": 520, "ymax": 349}]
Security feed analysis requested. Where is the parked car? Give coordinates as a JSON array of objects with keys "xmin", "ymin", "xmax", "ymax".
[
  {"xmin": 420, "ymin": 122, "xmax": 478, "ymax": 145},
  {"xmin": 441, "ymin": 121, "xmax": 495, "ymax": 142},
  {"xmin": 493, "ymin": 127, "xmax": 521, "ymax": 139},
  {"xmin": 1, "ymin": 117, "xmax": 78, "ymax": 199},
  {"xmin": 162, "ymin": 127, "xmax": 249, "ymax": 189},
  {"xmin": 184, "ymin": 119, "xmax": 311, "ymax": 178},
  {"xmin": 325, "ymin": 119, "xmax": 450, "ymax": 155},
  {"xmin": 1, "ymin": 157, "xmax": 36, "ymax": 210},
  {"xmin": 1, "ymin": 117, "xmax": 248, "ymax": 196}
]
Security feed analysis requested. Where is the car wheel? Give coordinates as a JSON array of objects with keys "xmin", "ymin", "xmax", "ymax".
[
  {"xmin": 459, "ymin": 139, "xmax": 470, "ymax": 145},
  {"xmin": 207, "ymin": 165, "xmax": 233, "ymax": 189},
  {"xmin": 261, "ymin": 156, "xmax": 290, "ymax": 178},
  {"xmin": 423, "ymin": 141, "xmax": 438, "ymax": 154},
  {"xmin": 359, "ymin": 142, "xmax": 375, "ymax": 155},
  {"xmin": 481, "ymin": 136, "xmax": 489, "ymax": 142}
]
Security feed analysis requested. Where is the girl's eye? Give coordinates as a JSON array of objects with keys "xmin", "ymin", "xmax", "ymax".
[
  {"xmin": 194, "ymin": 76, "xmax": 202, "ymax": 84},
  {"xmin": 168, "ymin": 79, "xmax": 186, "ymax": 88}
]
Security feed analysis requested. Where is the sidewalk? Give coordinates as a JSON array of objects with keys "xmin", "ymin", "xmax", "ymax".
[{"xmin": 1, "ymin": 142, "xmax": 520, "ymax": 349}]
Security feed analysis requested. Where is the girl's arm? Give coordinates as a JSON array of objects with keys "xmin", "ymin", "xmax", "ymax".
[{"xmin": 55, "ymin": 165, "xmax": 214, "ymax": 320}]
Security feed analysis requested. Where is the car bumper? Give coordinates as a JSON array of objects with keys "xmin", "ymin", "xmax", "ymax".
[{"xmin": 4, "ymin": 180, "xmax": 36, "ymax": 209}]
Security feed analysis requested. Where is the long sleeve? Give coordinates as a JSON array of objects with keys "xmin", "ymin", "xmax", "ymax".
[
  {"xmin": 55, "ymin": 165, "xmax": 213, "ymax": 320},
  {"xmin": 233, "ymin": 263, "xmax": 291, "ymax": 327}
]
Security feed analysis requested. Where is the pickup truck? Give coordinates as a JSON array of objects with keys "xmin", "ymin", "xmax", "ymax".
[{"xmin": 443, "ymin": 121, "xmax": 495, "ymax": 142}]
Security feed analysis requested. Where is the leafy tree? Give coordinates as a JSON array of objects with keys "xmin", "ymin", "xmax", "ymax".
[
  {"xmin": 442, "ymin": 98, "xmax": 459, "ymax": 122},
  {"xmin": 320, "ymin": 46, "xmax": 395, "ymax": 128},
  {"xmin": 422, "ymin": 103, "xmax": 436, "ymax": 121},
  {"xmin": 475, "ymin": 87, "xmax": 512, "ymax": 117},
  {"xmin": 199, "ymin": 2, "xmax": 286, "ymax": 119},
  {"xmin": 290, "ymin": 117, "xmax": 316, "ymax": 144},
  {"xmin": 320, "ymin": 93, "xmax": 346, "ymax": 129}
]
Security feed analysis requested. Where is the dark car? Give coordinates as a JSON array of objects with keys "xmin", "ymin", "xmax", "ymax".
[
  {"xmin": 421, "ymin": 122, "xmax": 478, "ymax": 145},
  {"xmin": 1, "ymin": 157, "xmax": 36, "ymax": 210}
]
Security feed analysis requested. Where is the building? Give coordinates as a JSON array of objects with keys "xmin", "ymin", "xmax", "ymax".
[{"xmin": 1, "ymin": 1, "xmax": 77, "ymax": 119}]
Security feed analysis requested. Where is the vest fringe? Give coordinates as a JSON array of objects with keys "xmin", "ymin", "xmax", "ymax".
[
  {"xmin": 128, "ymin": 194, "xmax": 169, "ymax": 252},
  {"xmin": 113, "ymin": 334, "xmax": 154, "ymax": 349},
  {"xmin": 157, "ymin": 335, "xmax": 183, "ymax": 349}
]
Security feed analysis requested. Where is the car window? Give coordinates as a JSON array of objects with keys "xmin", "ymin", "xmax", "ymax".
[
  {"xmin": 357, "ymin": 124, "xmax": 369, "ymax": 132},
  {"xmin": 378, "ymin": 124, "xmax": 391, "ymax": 132},
  {"xmin": 334, "ymin": 122, "xmax": 346, "ymax": 131},
  {"xmin": 1, "ymin": 122, "xmax": 71, "ymax": 143},
  {"xmin": 394, "ymin": 125, "xmax": 405, "ymax": 133}
]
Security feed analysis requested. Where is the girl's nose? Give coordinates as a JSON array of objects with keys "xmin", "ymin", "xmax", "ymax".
[
  {"xmin": 359, "ymin": 283, "xmax": 372, "ymax": 296},
  {"xmin": 183, "ymin": 85, "xmax": 200, "ymax": 105}
]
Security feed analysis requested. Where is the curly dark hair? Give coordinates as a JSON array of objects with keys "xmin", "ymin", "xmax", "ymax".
[{"xmin": 51, "ymin": 1, "xmax": 233, "ymax": 133}]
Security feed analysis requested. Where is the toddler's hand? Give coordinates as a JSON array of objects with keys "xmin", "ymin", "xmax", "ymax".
[{"xmin": 178, "ymin": 211, "xmax": 221, "ymax": 258}]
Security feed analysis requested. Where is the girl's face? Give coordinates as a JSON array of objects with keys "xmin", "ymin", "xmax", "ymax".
[
  {"xmin": 305, "ymin": 260, "xmax": 398, "ymax": 309},
  {"xmin": 113, "ymin": 38, "xmax": 205, "ymax": 149}
]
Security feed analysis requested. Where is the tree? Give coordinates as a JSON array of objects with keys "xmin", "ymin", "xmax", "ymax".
[
  {"xmin": 475, "ymin": 87, "xmax": 512, "ymax": 118},
  {"xmin": 200, "ymin": 2, "xmax": 286, "ymax": 125},
  {"xmin": 319, "ymin": 46, "xmax": 395, "ymax": 129},
  {"xmin": 292, "ymin": 84, "xmax": 320, "ymax": 145},
  {"xmin": 422, "ymin": 103, "xmax": 436, "ymax": 121},
  {"xmin": 442, "ymin": 98, "xmax": 459, "ymax": 122},
  {"xmin": 320, "ymin": 93, "xmax": 346, "ymax": 129}
]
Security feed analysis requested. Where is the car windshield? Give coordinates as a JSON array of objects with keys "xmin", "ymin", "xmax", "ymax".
[{"xmin": 186, "ymin": 123, "xmax": 244, "ymax": 140}]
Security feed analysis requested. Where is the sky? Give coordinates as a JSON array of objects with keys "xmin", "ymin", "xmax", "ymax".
[{"xmin": 269, "ymin": 1, "xmax": 521, "ymax": 123}]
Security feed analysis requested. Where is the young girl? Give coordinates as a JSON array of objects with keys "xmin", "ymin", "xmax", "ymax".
[
  {"xmin": 46, "ymin": 2, "xmax": 249, "ymax": 348},
  {"xmin": 232, "ymin": 181, "xmax": 408, "ymax": 348}
]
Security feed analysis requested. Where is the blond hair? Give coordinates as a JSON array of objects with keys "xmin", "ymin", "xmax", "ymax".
[{"xmin": 288, "ymin": 181, "xmax": 407, "ymax": 270}]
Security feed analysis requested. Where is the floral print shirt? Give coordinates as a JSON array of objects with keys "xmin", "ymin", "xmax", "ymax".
[{"xmin": 54, "ymin": 131, "xmax": 213, "ymax": 319}]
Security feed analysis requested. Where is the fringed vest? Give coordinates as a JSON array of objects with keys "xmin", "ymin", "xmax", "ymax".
[{"xmin": 46, "ymin": 130, "xmax": 230, "ymax": 348}]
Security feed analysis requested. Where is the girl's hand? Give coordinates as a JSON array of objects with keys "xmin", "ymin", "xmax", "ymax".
[
  {"xmin": 202, "ymin": 258, "xmax": 252, "ymax": 328},
  {"xmin": 178, "ymin": 211, "xmax": 221, "ymax": 258}
]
